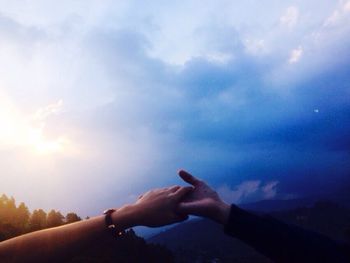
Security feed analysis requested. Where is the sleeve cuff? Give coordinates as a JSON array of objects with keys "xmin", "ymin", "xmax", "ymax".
[{"xmin": 223, "ymin": 204, "xmax": 255, "ymax": 237}]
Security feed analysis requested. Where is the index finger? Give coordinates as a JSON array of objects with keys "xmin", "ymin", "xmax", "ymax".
[
  {"xmin": 172, "ymin": 186, "xmax": 193, "ymax": 201},
  {"xmin": 178, "ymin": 170, "xmax": 202, "ymax": 186}
]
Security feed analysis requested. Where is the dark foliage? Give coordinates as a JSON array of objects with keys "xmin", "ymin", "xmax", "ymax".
[
  {"xmin": 2, "ymin": 194, "xmax": 349, "ymax": 263},
  {"xmin": 0, "ymin": 194, "xmax": 70, "ymax": 241},
  {"xmin": 67, "ymin": 229, "xmax": 174, "ymax": 263},
  {"xmin": 0, "ymin": 193, "xmax": 174, "ymax": 262}
]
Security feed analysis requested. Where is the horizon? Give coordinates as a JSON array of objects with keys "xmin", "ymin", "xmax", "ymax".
[{"xmin": 0, "ymin": 0, "xmax": 350, "ymax": 219}]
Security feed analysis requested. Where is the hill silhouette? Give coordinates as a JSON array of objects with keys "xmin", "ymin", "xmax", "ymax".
[
  {"xmin": 0, "ymin": 193, "xmax": 174, "ymax": 262},
  {"xmin": 149, "ymin": 200, "xmax": 350, "ymax": 263},
  {"xmin": 149, "ymin": 218, "xmax": 272, "ymax": 263},
  {"xmin": 2, "ymin": 193, "xmax": 350, "ymax": 262}
]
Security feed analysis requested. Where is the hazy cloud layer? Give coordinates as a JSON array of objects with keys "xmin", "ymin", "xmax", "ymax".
[
  {"xmin": 0, "ymin": 0, "xmax": 349, "ymax": 216},
  {"xmin": 217, "ymin": 180, "xmax": 279, "ymax": 204}
]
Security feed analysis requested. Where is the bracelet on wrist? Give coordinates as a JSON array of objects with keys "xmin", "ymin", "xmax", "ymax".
[{"xmin": 103, "ymin": 208, "xmax": 125, "ymax": 237}]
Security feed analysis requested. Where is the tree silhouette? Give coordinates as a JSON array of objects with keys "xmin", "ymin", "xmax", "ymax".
[
  {"xmin": 29, "ymin": 209, "xmax": 47, "ymax": 231},
  {"xmin": 14, "ymin": 202, "xmax": 30, "ymax": 234},
  {"xmin": 4, "ymin": 196, "xmax": 16, "ymax": 223},
  {"xmin": 0, "ymin": 192, "xmax": 175, "ymax": 262},
  {"xmin": 47, "ymin": 209, "xmax": 64, "ymax": 228},
  {"xmin": 66, "ymin": 212, "xmax": 81, "ymax": 224}
]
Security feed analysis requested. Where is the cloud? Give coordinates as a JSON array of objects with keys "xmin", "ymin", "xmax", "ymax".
[
  {"xmin": 33, "ymin": 100, "xmax": 63, "ymax": 121},
  {"xmin": 217, "ymin": 180, "xmax": 279, "ymax": 204},
  {"xmin": 323, "ymin": 1, "xmax": 350, "ymax": 26},
  {"xmin": 345, "ymin": 1, "xmax": 350, "ymax": 12},
  {"xmin": 288, "ymin": 46, "xmax": 303, "ymax": 64},
  {"xmin": 0, "ymin": 1, "xmax": 349, "ymax": 216},
  {"xmin": 244, "ymin": 39, "xmax": 266, "ymax": 55},
  {"xmin": 262, "ymin": 181, "xmax": 279, "ymax": 199},
  {"xmin": 280, "ymin": 6, "xmax": 299, "ymax": 28}
]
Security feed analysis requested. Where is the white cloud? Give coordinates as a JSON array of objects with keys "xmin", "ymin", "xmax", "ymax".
[
  {"xmin": 262, "ymin": 181, "xmax": 279, "ymax": 199},
  {"xmin": 0, "ymin": 0, "xmax": 349, "ymax": 216},
  {"xmin": 217, "ymin": 180, "xmax": 279, "ymax": 204},
  {"xmin": 203, "ymin": 52, "xmax": 232, "ymax": 64},
  {"xmin": 32, "ymin": 100, "xmax": 63, "ymax": 121},
  {"xmin": 280, "ymin": 6, "xmax": 299, "ymax": 28},
  {"xmin": 323, "ymin": 1, "xmax": 350, "ymax": 26},
  {"xmin": 288, "ymin": 46, "xmax": 303, "ymax": 64},
  {"xmin": 244, "ymin": 39, "xmax": 266, "ymax": 55},
  {"xmin": 327, "ymin": 11, "xmax": 340, "ymax": 26}
]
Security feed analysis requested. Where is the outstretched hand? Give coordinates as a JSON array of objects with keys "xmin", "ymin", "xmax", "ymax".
[
  {"xmin": 177, "ymin": 170, "xmax": 231, "ymax": 225},
  {"xmin": 128, "ymin": 185, "xmax": 193, "ymax": 227}
]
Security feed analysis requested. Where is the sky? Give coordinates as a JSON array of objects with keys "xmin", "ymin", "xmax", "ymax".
[{"xmin": 0, "ymin": 0, "xmax": 349, "ymax": 218}]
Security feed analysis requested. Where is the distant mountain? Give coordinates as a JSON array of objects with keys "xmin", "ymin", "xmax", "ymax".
[
  {"xmin": 240, "ymin": 198, "xmax": 315, "ymax": 212},
  {"xmin": 149, "ymin": 219, "xmax": 272, "ymax": 263},
  {"xmin": 240, "ymin": 192, "xmax": 350, "ymax": 212},
  {"xmin": 149, "ymin": 200, "xmax": 350, "ymax": 263},
  {"xmin": 270, "ymin": 200, "xmax": 350, "ymax": 241}
]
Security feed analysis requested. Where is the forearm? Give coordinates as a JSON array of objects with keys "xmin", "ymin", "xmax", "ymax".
[
  {"xmin": 0, "ymin": 185, "xmax": 191, "ymax": 262},
  {"xmin": 224, "ymin": 205, "xmax": 348, "ymax": 263},
  {"xmin": 0, "ymin": 205, "xmax": 135, "ymax": 263}
]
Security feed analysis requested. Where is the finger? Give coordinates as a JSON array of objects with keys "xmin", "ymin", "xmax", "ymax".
[
  {"xmin": 172, "ymin": 186, "xmax": 193, "ymax": 201},
  {"xmin": 177, "ymin": 202, "xmax": 200, "ymax": 215},
  {"xmin": 178, "ymin": 170, "xmax": 201, "ymax": 186},
  {"xmin": 168, "ymin": 185, "xmax": 181, "ymax": 193}
]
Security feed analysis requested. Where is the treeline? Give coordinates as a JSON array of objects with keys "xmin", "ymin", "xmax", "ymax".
[
  {"xmin": 0, "ymin": 194, "xmax": 81, "ymax": 241},
  {"xmin": 0, "ymin": 194, "xmax": 174, "ymax": 262}
]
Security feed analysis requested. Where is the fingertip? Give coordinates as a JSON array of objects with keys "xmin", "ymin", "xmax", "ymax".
[
  {"xmin": 178, "ymin": 170, "xmax": 200, "ymax": 186},
  {"xmin": 178, "ymin": 169, "xmax": 190, "ymax": 180},
  {"xmin": 177, "ymin": 169, "xmax": 186, "ymax": 176}
]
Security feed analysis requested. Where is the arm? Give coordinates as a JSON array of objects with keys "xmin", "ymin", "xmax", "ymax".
[
  {"xmin": 177, "ymin": 170, "xmax": 349, "ymax": 263},
  {"xmin": 225, "ymin": 204, "xmax": 348, "ymax": 263},
  {"xmin": 0, "ymin": 185, "xmax": 192, "ymax": 262}
]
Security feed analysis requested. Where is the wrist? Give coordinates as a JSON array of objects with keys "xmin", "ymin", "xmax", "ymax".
[
  {"xmin": 110, "ymin": 204, "xmax": 140, "ymax": 230},
  {"xmin": 214, "ymin": 201, "xmax": 230, "ymax": 225}
]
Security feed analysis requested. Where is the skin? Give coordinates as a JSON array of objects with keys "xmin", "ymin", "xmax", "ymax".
[
  {"xmin": 0, "ymin": 185, "xmax": 193, "ymax": 263},
  {"xmin": 177, "ymin": 170, "xmax": 231, "ymax": 225}
]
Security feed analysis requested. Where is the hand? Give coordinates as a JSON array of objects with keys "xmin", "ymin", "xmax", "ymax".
[
  {"xmin": 120, "ymin": 185, "xmax": 193, "ymax": 228},
  {"xmin": 177, "ymin": 170, "xmax": 231, "ymax": 225}
]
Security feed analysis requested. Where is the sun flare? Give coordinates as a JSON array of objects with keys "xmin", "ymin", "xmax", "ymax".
[
  {"xmin": 0, "ymin": 95, "xmax": 69, "ymax": 155},
  {"xmin": 26, "ymin": 127, "xmax": 67, "ymax": 155}
]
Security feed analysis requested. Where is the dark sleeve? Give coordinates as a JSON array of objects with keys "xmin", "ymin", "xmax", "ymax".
[{"xmin": 224, "ymin": 204, "xmax": 349, "ymax": 263}]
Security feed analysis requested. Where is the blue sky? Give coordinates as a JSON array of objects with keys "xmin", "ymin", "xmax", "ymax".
[{"xmin": 0, "ymin": 0, "xmax": 349, "ymax": 217}]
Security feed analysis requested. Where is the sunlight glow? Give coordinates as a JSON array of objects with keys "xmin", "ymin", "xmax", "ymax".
[
  {"xmin": 27, "ymin": 127, "xmax": 67, "ymax": 155},
  {"xmin": 0, "ymin": 95, "xmax": 69, "ymax": 155}
]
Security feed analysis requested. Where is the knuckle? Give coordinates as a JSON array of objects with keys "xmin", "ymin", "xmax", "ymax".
[{"xmin": 172, "ymin": 185, "xmax": 181, "ymax": 189}]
